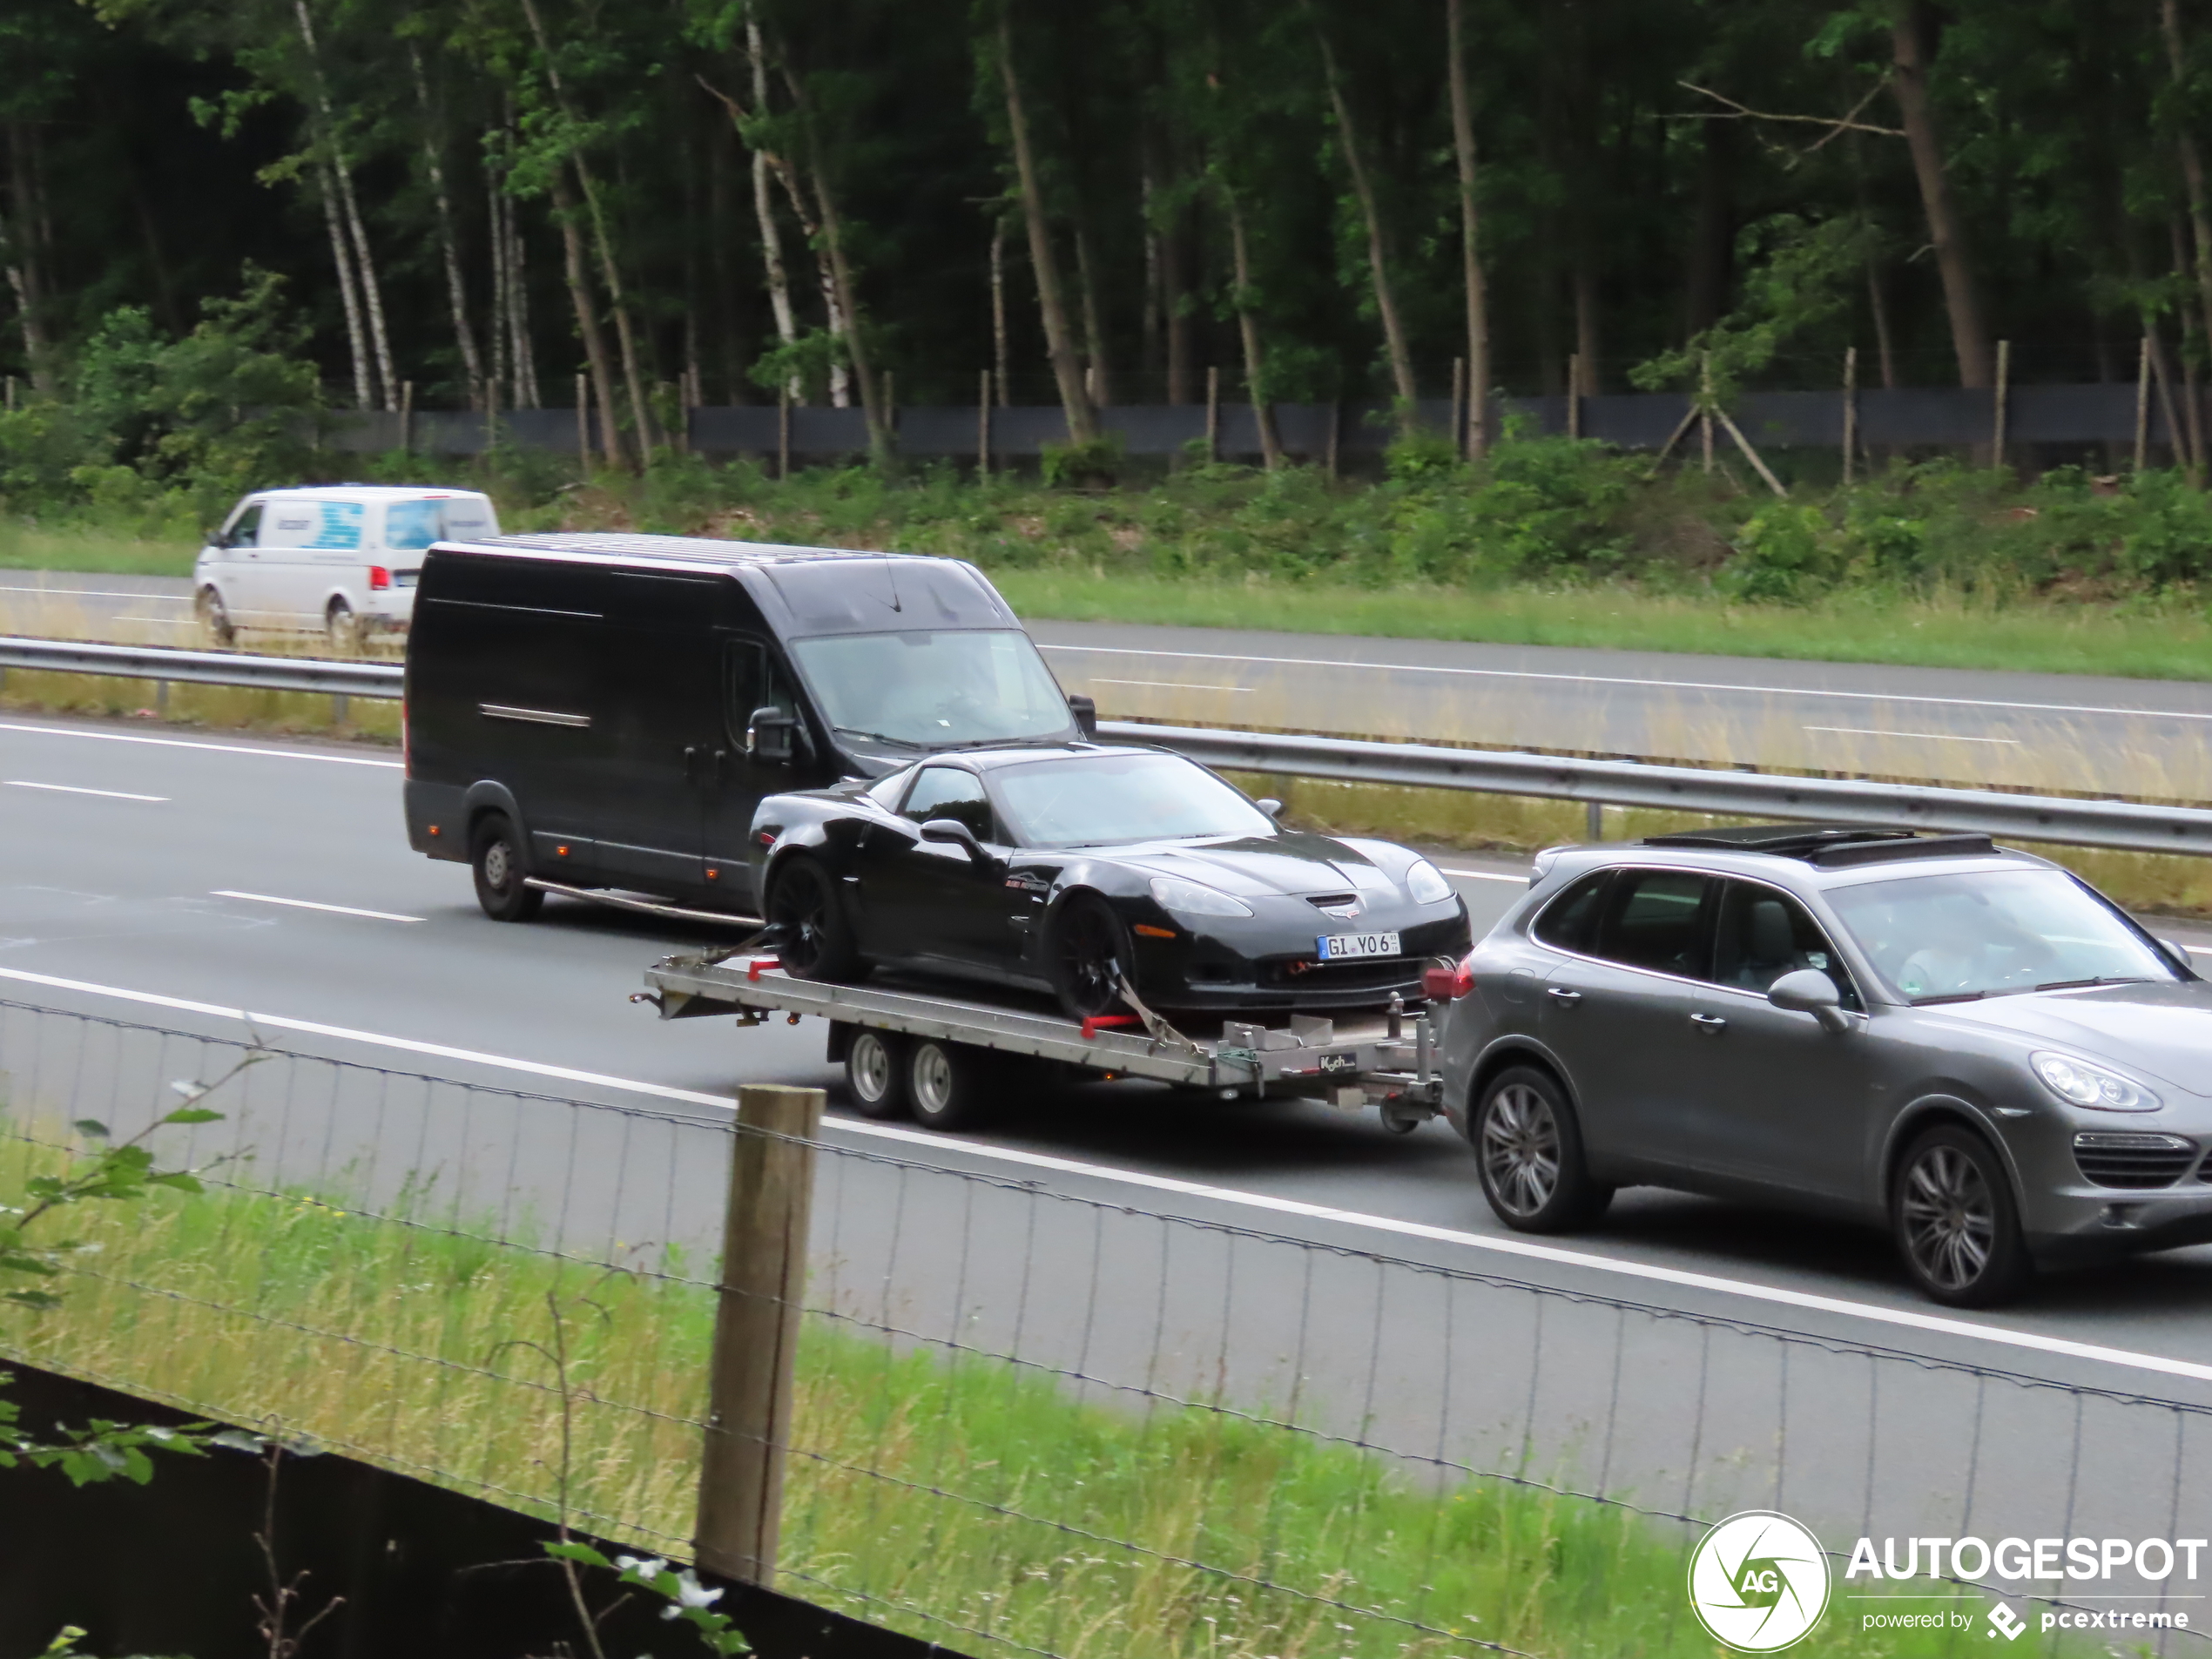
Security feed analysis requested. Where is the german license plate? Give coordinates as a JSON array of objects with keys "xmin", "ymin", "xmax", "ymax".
[{"xmin": 1318, "ymin": 931, "xmax": 1400, "ymax": 961}]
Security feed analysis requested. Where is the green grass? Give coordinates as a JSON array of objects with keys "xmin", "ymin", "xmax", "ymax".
[
  {"xmin": 0, "ymin": 1118, "xmax": 2027, "ymax": 1659},
  {"xmin": 0, "ymin": 521, "xmax": 195, "ymax": 577}
]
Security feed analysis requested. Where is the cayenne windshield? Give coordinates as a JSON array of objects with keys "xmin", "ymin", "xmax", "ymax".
[
  {"xmin": 789, "ymin": 629, "xmax": 1073, "ymax": 749},
  {"xmin": 1826, "ymin": 867, "xmax": 2177, "ymax": 1002},
  {"xmin": 993, "ymin": 752, "xmax": 1276, "ymax": 848}
]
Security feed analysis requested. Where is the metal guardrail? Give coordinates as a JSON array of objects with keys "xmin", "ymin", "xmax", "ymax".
[{"xmin": 3, "ymin": 634, "xmax": 2206, "ymax": 859}]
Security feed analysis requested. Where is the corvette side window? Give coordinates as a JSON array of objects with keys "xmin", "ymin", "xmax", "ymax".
[
  {"xmin": 901, "ymin": 766, "xmax": 994, "ymax": 840},
  {"xmin": 1595, "ymin": 870, "xmax": 1716, "ymax": 980},
  {"xmin": 1530, "ymin": 871, "xmax": 1609, "ymax": 954},
  {"xmin": 1711, "ymin": 881, "xmax": 1863, "ymax": 1009}
]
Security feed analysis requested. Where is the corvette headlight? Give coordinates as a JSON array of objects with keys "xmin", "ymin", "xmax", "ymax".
[
  {"xmin": 1404, "ymin": 859, "xmax": 1453, "ymax": 905},
  {"xmin": 2032, "ymin": 1051, "xmax": 2160, "ymax": 1112},
  {"xmin": 1149, "ymin": 876, "xmax": 1252, "ymax": 918}
]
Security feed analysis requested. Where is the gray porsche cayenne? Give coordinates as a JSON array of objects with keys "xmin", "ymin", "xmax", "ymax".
[{"xmin": 1433, "ymin": 824, "xmax": 2212, "ymax": 1307}]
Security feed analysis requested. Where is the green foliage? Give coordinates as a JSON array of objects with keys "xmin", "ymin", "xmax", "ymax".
[
  {"xmin": 1718, "ymin": 502, "xmax": 1840, "ymax": 603},
  {"xmin": 1633, "ymin": 215, "xmax": 1872, "ymax": 401},
  {"xmin": 545, "ymin": 1542, "xmax": 752, "ymax": 1656},
  {"xmin": 1038, "ymin": 434, "xmax": 1124, "ymax": 489}
]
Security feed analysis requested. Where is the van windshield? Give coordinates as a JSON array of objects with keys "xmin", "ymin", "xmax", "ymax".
[{"xmin": 789, "ymin": 629, "xmax": 1075, "ymax": 749}]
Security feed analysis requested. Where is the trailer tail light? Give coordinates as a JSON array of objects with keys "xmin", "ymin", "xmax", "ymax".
[
  {"xmin": 368, "ymin": 565, "xmax": 391, "ymax": 590},
  {"xmin": 1422, "ymin": 956, "xmax": 1476, "ymax": 1001}
]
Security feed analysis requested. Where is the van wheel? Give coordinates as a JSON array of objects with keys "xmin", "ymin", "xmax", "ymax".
[
  {"xmin": 907, "ymin": 1038, "xmax": 995, "ymax": 1132},
  {"xmin": 196, "ymin": 588, "xmax": 235, "ymax": 648},
  {"xmin": 327, "ymin": 600, "xmax": 361, "ymax": 654},
  {"xmin": 767, "ymin": 855, "xmax": 866, "ymax": 981},
  {"xmin": 1473, "ymin": 1066, "xmax": 1612, "ymax": 1232},
  {"xmin": 470, "ymin": 814, "xmax": 543, "ymax": 922},
  {"xmin": 844, "ymin": 1029, "xmax": 909, "ymax": 1120},
  {"xmin": 1892, "ymin": 1125, "xmax": 2033, "ymax": 1308}
]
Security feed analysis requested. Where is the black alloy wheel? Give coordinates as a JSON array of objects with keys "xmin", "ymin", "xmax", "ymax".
[
  {"xmin": 767, "ymin": 855, "xmax": 867, "ymax": 982},
  {"xmin": 844, "ymin": 1028, "xmax": 909, "ymax": 1120},
  {"xmin": 196, "ymin": 588, "xmax": 235, "ymax": 648},
  {"xmin": 1472, "ymin": 1066, "xmax": 1612, "ymax": 1233},
  {"xmin": 906, "ymin": 1038, "xmax": 995, "ymax": 1132},
  {"xmin": 1048, "ymin": 894, "xmax": 1133, "ymax": 1022},
  {"xmin": 1892, "ymin": 1125, "xmax": 2033, "ymax": 1308},
  {"xmin": 469, "ymin": 813, "xmax": 543, "ymax": 922}
]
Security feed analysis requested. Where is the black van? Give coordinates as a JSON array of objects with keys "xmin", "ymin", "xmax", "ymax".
[{"xmin": 401, "ymin": 531, "xmax": 1092, "ymax": 921}]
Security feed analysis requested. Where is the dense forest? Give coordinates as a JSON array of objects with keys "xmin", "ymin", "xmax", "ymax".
[{"xmin": 8, "ymin": 0, "xmax": 2212, "ymax": 467}]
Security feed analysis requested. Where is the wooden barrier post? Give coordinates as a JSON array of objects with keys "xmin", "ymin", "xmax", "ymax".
[
  {"xmin": 399, "ymin": 381, "xmax": 415, "ymax": 456},
  {"xmin": 2135, "ymin": 336, "xmax": 2152, "ymax": 473},
  {"xmin": 1699, "ymin": 353, "xmax": 1715, "ymax": 475},
  {"xmin": 1841, "ymin": 347, "xmax": 1858, "ymax": 486},
  {"xmin": 778, "ymin": 388, "xmax": 792, "ymax": 480},
  {"xmin": 978, "ymin": 368, "xmax": 993, "ymax": 477},
  {"xmin": 576, "ymin": 374, "xmax": 590, "ymax": 475},
  {"xmin": 1205, "ymin": 365, "xmax": 1220, "ymax": 462},
  {"xmin": 694, "ymin": 1082, "xmax": 824, "ymax": 1586},
  {"xmin": 1992, "ymin": 338, "xmax": 2011, "ymax": 469},
  {"xmin": 1450, "ymin": 355, "xmax": 1466, "ymax": 455},
  {"xmin": 1325, "ymin": 399, "xmax": 1340, "ymax": 479},
  {"xmin": 1566, "ymin": 353, "xmax": 1581, "ymax": 440}
]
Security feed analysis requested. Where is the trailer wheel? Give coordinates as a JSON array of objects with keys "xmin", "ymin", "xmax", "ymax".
[
  {"xmin": 844, "ymin": 1028, "xmax": 909, "ymax": 1120},
  {"xmin": 907, "ymin": 1038, "xmax": 995, "ymax": 1132}
]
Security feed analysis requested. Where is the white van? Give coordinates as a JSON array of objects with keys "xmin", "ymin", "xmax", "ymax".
[{"xmin": 194, "ymin": 485, "xmax": 500, "ymax": 649}]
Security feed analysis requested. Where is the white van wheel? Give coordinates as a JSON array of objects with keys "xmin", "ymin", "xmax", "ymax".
[
  {"xmin": 196, "ymin": 588, "xmax": 235, "ymax": 647},
  {"xmin": 326, "ymin": 600, "xmax": 361, "ymax": 653}
]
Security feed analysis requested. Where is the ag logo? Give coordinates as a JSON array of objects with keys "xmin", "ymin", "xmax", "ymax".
[{"xmin": 1686, "ymin": 1510, "xmax": 1831, "ymax": 1652}]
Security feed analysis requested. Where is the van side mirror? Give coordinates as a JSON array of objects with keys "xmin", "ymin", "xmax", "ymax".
[
  {"xmin": 1067, "ymin": 693, "xmax": 1096, "ymax": 739},
  {"xmin": 746, "ymin": 705, "xmax": 797, "ymax": 763},
  {"xmin": 1257, "ymin": 798, "xmax": 1283, "ymax": 819},
  {"xmin": 1769, "ymin": 968, "xmax": 1851, "ymax": 1034},
  {"xmin": 920, "ymin": 817, "xmax": 998, "ymax": 870}
]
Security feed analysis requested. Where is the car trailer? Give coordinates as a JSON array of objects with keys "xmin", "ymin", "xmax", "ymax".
[{"xmin": 638, "ymin": 948, "xmax": 1447, "ymax": 1133}]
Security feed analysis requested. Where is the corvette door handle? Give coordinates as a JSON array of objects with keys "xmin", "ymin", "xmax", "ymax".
[
  {"xmin": 1689, "ymin": 1012, "xmax": 1728, "ymax": 1032},
  {"xmin": 1547, "ymin": 987, "xmax": 1583, "ymax": 1005}
]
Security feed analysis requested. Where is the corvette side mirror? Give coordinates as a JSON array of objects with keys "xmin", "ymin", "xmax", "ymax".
[
  {"xmin": 1769, "ymin": 968, "xmax": 1851, "ymax": 1034},
  {"xmin": 746, "ymin": 704, "xmax": 796, "ymax": 763},
  {"xmin": 921, "ymin": 817, "xmax": 998, "ymax": 871}
]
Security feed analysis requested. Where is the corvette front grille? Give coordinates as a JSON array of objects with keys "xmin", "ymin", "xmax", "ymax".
[{"xmin": 2073, "ymin": 1132, "xmax": 2200, "ymax": 1190}]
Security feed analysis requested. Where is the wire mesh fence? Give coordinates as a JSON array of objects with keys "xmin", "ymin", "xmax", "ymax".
[{"xmin": 3, "ymin": 995, "xmax": 2209, "ymax": 1658}]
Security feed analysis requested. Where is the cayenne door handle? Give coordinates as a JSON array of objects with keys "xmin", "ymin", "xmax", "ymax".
[
  {"xmin": 1689, "ymin": 1012, "xmax": 1728, "ymax": 1032},
  {"xmin": 1547, "ymin": 987, "xmax": 1583, "ymax": 1005}
]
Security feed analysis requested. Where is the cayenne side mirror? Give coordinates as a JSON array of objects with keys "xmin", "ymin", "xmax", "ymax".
[
  {"xmin": 1067, "ymin": 693, "xmax": 1097, "ymax": 740},
  {"xmin": 745, "ymin": 705, "xmax": 796, "ymax": 763},
  {"xmin": 920, "ymin": 817, "xmax": 999, "ymax": 871},
  {"xmin": 2161, "ymin": 938, "xmax": 2200, "ymax": 976},
  {"xmin": 1769, "ymin": 968, "xmax": 1851, "ymax": 1034}
]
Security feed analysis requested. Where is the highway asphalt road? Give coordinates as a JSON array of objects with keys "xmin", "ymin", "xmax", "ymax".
[
  {"xmin": 7, "ymin": 571, "xmax": 2212, "ymax": 796},
  {"xmin": 6, "ymin": 710, "xmax": 2212, "ymax": 1576}
]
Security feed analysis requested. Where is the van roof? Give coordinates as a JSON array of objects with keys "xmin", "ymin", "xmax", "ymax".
[
  {"xmin": 445, "ymin": 530, "xmax": 917, "ymax": 567},
  {"xmin": 259, "ymin": 485, "xmax": 489, "ymax": 501}
]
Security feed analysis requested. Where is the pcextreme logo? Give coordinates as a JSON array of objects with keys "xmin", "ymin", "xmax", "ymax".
[{"xmin": 1688, "ymin": 1511, "xmax": 1833, "ymax": 1652}]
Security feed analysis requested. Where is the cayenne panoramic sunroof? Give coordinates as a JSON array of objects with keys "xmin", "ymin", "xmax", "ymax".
[{"xmin": 1640, "ymin": 823, "xmax": 2000, "ymax": 866}]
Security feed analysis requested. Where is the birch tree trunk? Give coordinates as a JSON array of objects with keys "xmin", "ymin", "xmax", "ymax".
[
  {"xmin": 1445, "ymin": 0, "xmax": 1489, "ymax": 456},
  {"xmin": 508, "ymin": 190, "xmax": 541, "ymax": 408},
  {"xmin": 488, "ymin": 153, "xmax": 512, "ymax": 402},
  {"xmin": 997, "ymin": 3, "xmax": 1099, "ymax": 443},
  {"xmin": 318, "ymin": 157, "xmax": 373, "ymax": 409},
  {"xmin": 409, "ymin": 45, "xmax": 483, "ymax": 408},
  {"xmin": 1076, "ymin": 219, "xmax": 1113, "ymax": 405},
  {"xmin": 745, "ymin": 22, "xmax": 800, "ymax": 401},
  {"xmin": 548, "ymin": 165, "xmax": 624, "ymax": 466},
  {"xmin": 1316, "ymin": 25, "xmax": 1418, "ymax": 419},
  {"xmin": 1890, "ymin": 0, "xmax": 1992, "ymax": 388},
  {"xmin": 0, "ymin": 130, "xmax": 55, "ymax": 395},
  {"xmin": 1224, "ymin": 191, "xmax": 1283, "ymax": 469},
  {"xmin": 293, "ymin": 0, "xmax": 395, "ymax": 409}
]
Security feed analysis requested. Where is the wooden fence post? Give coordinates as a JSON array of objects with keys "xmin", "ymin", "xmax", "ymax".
[
  {"xmin": 979, "ymin": 369, "xmax": 993, "ymax": 477},
  {"xmin": 2136, "ymin": 336, "xmax": 2153, "ymax": 473},
  {"xmin": 1841, "ymin": 347, "xmax": 1858, "ymax": 486},
  {"xmin": 1450, "ymin": 355, "xmax": 1466, "ymax": 455},
  {"xmin": 1699, "ymin": 354, "xmax": 1715, "ymax": 475},
  {"xmin": 694, "ymin": 1082, "xmax": 824, "ymax": 1587},
  {"xmin": 778, "ymin": 388, "xmax": 792, "ymax": 481},
  {"xmin": 1205, "ymin": 365, "xmax": 1220, "ymax": 462},
  {"xmin": 399, "ymin": 381, "xmax": 415, "ymax": 456},
  {"xmin": 1325, "ymin": 399, "xmax": 1340, "ymax": 479},
  {"xmin": 1566, "ymin": 353, "xmax": 1582, "ymax": 440},
  {"xmin": 1993, "ymin": 338, "xmax": 2011, "ymax": 469},
  {"xmin": 575, "ymin": 374, "xmax": 590, "ymax": 475}
]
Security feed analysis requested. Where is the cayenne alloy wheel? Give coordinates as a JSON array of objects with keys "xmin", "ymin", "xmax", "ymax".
[
  {"xmin": 1892, "ymin": 1127, "xmax": 2031, "ymax": 1308},
  {"xmin": 1470, "ymin": 1066, "xmax": 1611, "ymax": 1233}
]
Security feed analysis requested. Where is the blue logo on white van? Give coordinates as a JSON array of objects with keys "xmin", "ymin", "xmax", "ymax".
[{"xmin": 307, "ymin": 502, "xmax": 364, "ymax": 550}]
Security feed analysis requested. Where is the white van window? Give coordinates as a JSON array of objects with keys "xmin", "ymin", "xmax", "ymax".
[
  {"xmin": 224, "ymin": 502, "xmax": 264, "ymax": 547},
  {"xmin": 385, "ymin": 500, "xmax": 441, "ymax": 551}
]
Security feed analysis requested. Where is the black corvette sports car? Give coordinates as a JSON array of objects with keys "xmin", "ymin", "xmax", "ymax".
[{"xmin": 748, "ymin": 742, "xmax": 1472, "ymax": 1020}]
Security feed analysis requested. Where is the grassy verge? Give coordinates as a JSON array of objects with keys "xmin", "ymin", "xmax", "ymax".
[
  {"xmin": 0, "ymin": 521, "xmax": 194, "ymax": 577},
  {"xmin": 0, "ymin": 669, "xmax": 400, "ymax": 743},
  {"xmin": 0, "ymin": 1118, "xmax": 1998, "ymax": 1659}
]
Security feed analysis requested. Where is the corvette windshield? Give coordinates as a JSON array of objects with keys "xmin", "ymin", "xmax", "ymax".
[
  {"xmin": 994, "ymin": 752, "xmax": 1275, "ymax": 848},
  {"xmin": 1826, "ymin": 867, "xmax": 2177, "ymax": 1002},
  {"xmin": 789, "ymin": 629, "xmax": 1073, "ymax": 748}
]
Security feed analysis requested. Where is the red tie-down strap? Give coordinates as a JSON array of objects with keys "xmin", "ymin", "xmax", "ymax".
[
  {"xmin": 1081, "ymin": 1014, "xmax": 1139, "ymax": 1041},
  {"xmin": 746, "ymin": 956, "xmax": 781, "ymax": 981}
]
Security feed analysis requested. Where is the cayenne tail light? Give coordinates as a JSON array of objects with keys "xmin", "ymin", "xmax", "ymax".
[
  {"xmin": 1423, "ymin": 955, "xmax": 1476, "ymax": 1001},
  {"xmin": 368, "ymin": 565, "xmax": 391, "ymax": 590}
]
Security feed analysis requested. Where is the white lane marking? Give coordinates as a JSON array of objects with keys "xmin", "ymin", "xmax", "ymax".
[
  {"xmin": 2188, "ymin": 947, "xmax": 2212, "ymax": 956},
  {"xmin": 0, "ymin": 584, "xmax": 190, "ymax": 600},
  {"xmin": 3, "ymin": 961, "xmax": 2212, "ymax": 1391},
  {"xmin": 1442, "ymin": 867, "xmax": 1527, "ymax": 883},
  {"xmin": 1089, "ymin": 678, "xmax": 1253, "ymax": 693},
  {"xmin": 211, "ymin": 890, "xmax": 422, "ymax": 923},
  {"xmin": 5, "ymin": 780, "xmax": 168, "ymax": 801},
  {"xmin": 1044, "ymin": 644, "xmax": 2212, "ymax": 724},
  {"xmin": 0, "ymin": 722, "xmax": 401, "ymax": 768},
  {"xmin": 1804, "ymin": 725, "xmax": 2023, "ymax": 745}
]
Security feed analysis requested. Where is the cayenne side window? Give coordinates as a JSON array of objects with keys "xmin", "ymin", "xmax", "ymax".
[
  {"xmin": 1595, "ymin": 870, "xmax": 1716, "ymax": 979},
  {"xmin": 901, "ymin": 766, "xmax": 995, "ymax": 840},
  {"xmin": 1530, "ymin": 871, "xmax": 1609, "ymax": 953},
  {"xmin": 1711, "ymin": 881, "xmax": 1863, "ymax": 1010}
]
